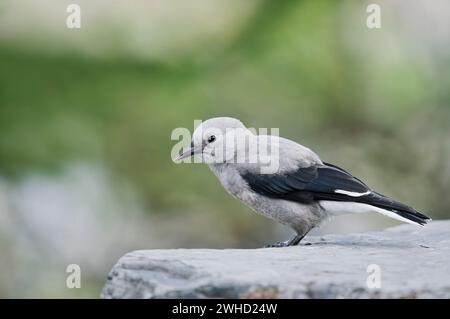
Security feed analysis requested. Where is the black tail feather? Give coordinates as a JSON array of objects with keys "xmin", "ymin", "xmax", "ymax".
[
  {"xmin": 390, "ymin": 209, "xmax": 430, "ymax": 226},
  {"xmin": 361, "ymin": 192, "xmax": 431, "ymax": 225},
  {"xmin": 313, "ymin": 190, "xmax": 431, "ymax": 225}
]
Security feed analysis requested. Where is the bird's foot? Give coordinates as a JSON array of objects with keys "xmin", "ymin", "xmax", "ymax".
[
  {"xmin": 264, "ymin": 240, "xmax": 289, "ymax": 248},
  {"xmin": 263, "ymin": 233, "xmax": 308, "ymax": 248}
]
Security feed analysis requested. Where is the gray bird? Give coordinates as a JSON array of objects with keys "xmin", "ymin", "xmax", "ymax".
[{"xmin": 176, "ymin": 117, "xmax": 431, "ymax": 247}]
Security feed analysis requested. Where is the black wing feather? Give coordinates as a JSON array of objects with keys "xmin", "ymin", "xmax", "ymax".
[
  {"xmin": 242, "ymin": 163, "xmax": 368, "ymax": 199},
  {"xmin": 241, "ymin": 162, "xmax": 430, "ymax": 225}
]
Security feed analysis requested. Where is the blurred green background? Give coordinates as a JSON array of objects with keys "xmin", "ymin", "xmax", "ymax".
[{"xmin": 0, "ymin": 0, "xmax": 449, "ymax": 298}]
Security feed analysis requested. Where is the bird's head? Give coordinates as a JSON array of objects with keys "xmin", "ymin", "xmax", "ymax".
[{"xmin": 176, "ymin": 117, "xmax": 252, "ymax": 163}]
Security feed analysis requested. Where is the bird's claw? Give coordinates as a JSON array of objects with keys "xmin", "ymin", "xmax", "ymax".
[{"xmin": 264, "ymin": 240, "xmax": 289, "ymax": 248}]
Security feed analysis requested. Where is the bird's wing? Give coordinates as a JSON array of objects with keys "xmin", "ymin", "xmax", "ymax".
[
  {"xmin": 241, "ymin": 162, "xmax": 369, "ymax": 203},
  {"xmin": 241, "ymin": 162, "xmax": 430, "ymax": 225}
]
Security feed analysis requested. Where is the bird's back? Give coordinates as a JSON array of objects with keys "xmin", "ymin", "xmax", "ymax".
[{"xmin": 233, "ymin": 135, "xmax": 322, "ymax": 175}]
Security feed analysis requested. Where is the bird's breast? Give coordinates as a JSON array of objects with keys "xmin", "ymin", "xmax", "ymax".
[{"xmin": 209, "ymin": 164, "xmax": 257, "ymax": 202}]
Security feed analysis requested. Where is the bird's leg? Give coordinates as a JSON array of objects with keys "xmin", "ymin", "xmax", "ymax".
[
  {"xmin": 287, "ymin": 233, "xmax": 306, "ymax": 246},
  {"xmin": 264, "ymin": 233, "xmax": 307, "ymax": 248}
]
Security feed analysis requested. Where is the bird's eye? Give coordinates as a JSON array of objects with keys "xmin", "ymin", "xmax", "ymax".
[{"xmin": 207, "ymin": 135, "xmax": 216, "ymax": 143}]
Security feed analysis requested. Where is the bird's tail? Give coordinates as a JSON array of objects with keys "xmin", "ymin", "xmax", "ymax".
[{"xmin": 361, "ymin": 192, "xmax": 431, "ymax": 226}]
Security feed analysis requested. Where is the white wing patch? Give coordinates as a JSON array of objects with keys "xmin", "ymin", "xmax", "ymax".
[{"xmin": 334, "ymin": 189, "xmax": 371, "ymax": 197}]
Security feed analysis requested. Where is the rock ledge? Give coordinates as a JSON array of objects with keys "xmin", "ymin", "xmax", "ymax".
[{"xmin": 102, "ymin": 221, "xmax": 450, "ymax": 298}]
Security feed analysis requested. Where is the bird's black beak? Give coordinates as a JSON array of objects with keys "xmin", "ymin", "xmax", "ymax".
[{"xmin": 175, "ymin": 142, "xmax": 202, "ymax": 161}]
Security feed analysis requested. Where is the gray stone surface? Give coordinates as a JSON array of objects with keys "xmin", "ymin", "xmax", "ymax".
[{"xmin": 101, "ymin": 221, "xmax": 450, "ymax": 298}]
